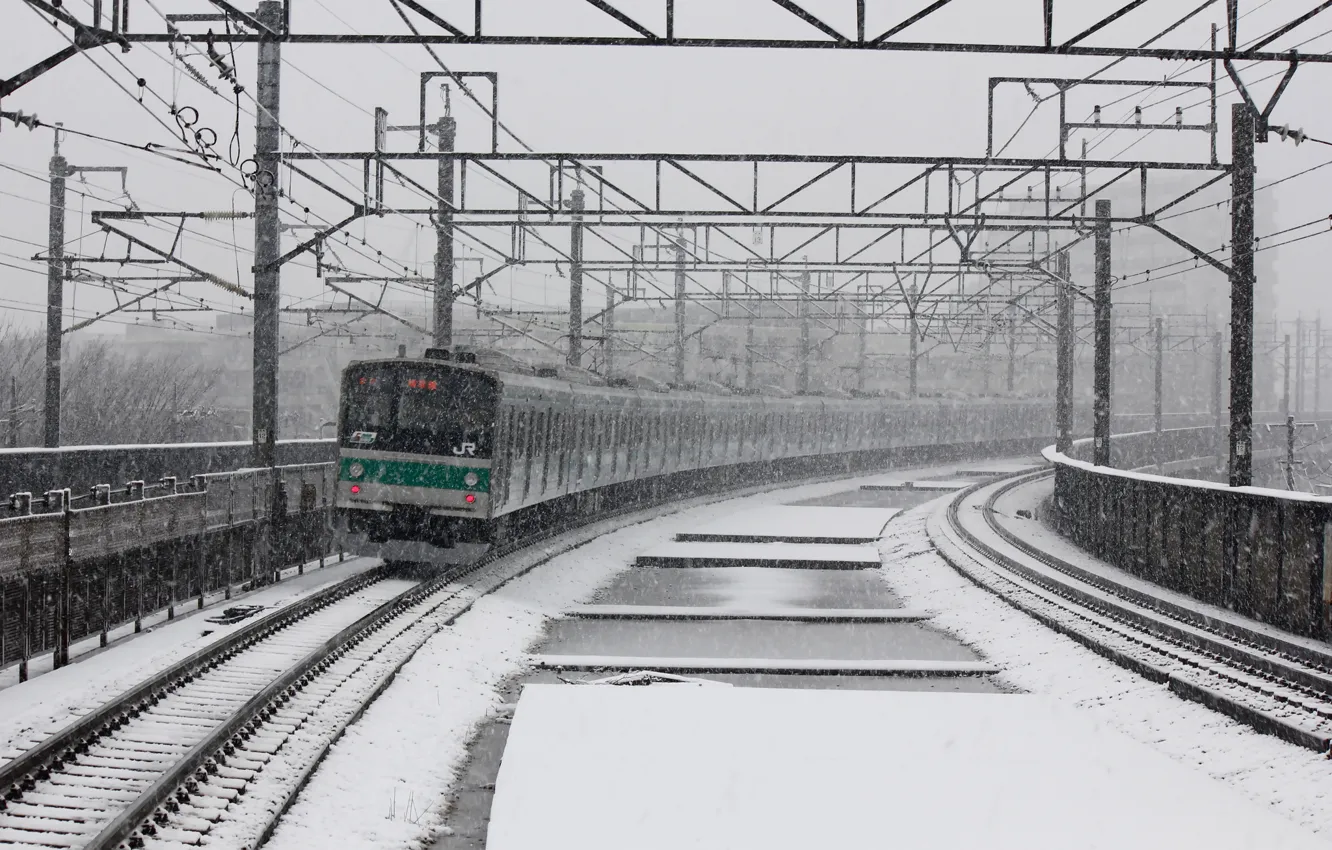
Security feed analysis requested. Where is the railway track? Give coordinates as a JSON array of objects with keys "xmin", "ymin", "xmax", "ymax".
[
  {"xmin": 932, "ymin": 469, "xmax": 1332, "ymax": 753},
  {"xmin": 4, "ymin": 453, "xmax": 952, "ymax": 849}
]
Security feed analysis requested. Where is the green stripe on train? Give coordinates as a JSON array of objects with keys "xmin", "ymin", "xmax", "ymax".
[{"xmin": 339, "ymin": 457, "xmax": 490, "ymax": 492}]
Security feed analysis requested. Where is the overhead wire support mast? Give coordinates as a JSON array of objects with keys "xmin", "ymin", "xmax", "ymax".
[
  {"xmin": 252, "ymin": 0, "xmax": 282, "ymax": 470},
  {"xmin": 41, "ymin": 125, "xmax": 132, "ymax": 448}
]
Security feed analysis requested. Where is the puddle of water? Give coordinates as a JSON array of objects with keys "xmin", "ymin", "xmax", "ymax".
[
  {"xmin": 538, "ymin": 619, "xmax": 983, "ymax": 663},
  {"xmin": 588, "ymin": 567, "xmax": 904, "ymax": 609}
]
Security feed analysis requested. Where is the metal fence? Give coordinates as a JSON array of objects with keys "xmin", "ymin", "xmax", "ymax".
[
  {"xmin": 1047, "ymin": 426, "xmax": 1332, "ymax": 640},
  {"xmin": 0, "ymin": 439, "xmax": 336, "ymax": 500},
  {"xmin": 0, "ymin": 463, "xmax": 338, "ymax": 677}
]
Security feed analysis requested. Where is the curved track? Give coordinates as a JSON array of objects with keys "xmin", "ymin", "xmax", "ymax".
[
  {"xmin": 6, "ymin": 450, "xmax": 966, "ymax": 849},
  {"xmin": 933, "ymin": 470, "xmax": 1332, "ymax": 753}
]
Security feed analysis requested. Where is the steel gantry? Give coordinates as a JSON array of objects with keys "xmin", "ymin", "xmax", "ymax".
[{"xmin": 7, "ymin": 0, "xmax": 1327, "ymax": 488}]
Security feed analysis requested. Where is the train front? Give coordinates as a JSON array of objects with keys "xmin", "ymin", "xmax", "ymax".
[{"xmin": 335, "ymin": 357, "xmax": 499, "ymax": 563}]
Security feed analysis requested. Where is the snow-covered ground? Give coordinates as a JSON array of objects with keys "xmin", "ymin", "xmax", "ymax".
[
  {"xmin": 262, "ymin": 471, "xmax": 930, "ymax": 850},
  {"xmin": 881, "ymin": 500, "xmax": 1332, "ymax": 839},
  {"xmin": 200, "ymin": 461, "xmax": 1329, "ymax": 849},
  {"xmin": 488, "ymin": 686, "xmax": 1327, "ymax": 850},
  {"xmin": 0, "ymin": 555, "xmax": 379, "ymax": 760}
]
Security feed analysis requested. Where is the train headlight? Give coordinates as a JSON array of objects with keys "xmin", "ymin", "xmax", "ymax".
[
  {"xmin": 350, "ymin": 484, "xmax": 361, "ymax": 494},
  {"xmin": 348, "ymin": 462, "xmax": 365, "ymax": 479},
  {"xmin": 463, "ymin": 471, "xmax": 479, "ymax": 487},
  {"xmin": 465, "ymin": 493, "xmax": 476, "ymax": 504}
]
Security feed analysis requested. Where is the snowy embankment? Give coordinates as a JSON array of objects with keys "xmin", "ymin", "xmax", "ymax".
[
  {"xmin": 262, "ymin": 472, "xmax": 915, "ymax": 850},
  {"xmin": 880, "ymin": 500, "xmax": 1332, "ymax": 838}
]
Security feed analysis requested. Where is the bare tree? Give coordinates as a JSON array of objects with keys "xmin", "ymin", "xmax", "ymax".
[{"xmin": 0, "ymin": 323, "xmax": 227, "ymax": 446}]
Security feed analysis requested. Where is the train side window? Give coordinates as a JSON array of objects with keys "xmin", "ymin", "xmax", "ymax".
[
  {"xmin": 539, "ymin": 410, "xmax": 553, "ymax": 493},
  {"xmin": 554, "ymin": 411, "xmax": 565, "ymax": 490},
  {"xmin": 522, "ymin": 410, "xmax": 538, "ymax": 495},
  {"xmin": 574, "ymin": 409, "xmax": 586, "ymax": 487},
  {"xmin": 516, "ymin": 408, "xmax": 531, "ymax": 500}
]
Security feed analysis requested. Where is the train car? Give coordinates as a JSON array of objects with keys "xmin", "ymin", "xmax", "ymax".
[{"xmin": 335, "ymin": 347, "xmax": 1054, "ymax": 562}]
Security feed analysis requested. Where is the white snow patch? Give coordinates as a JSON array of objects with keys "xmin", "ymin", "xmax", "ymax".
[
  {"xmin": 879, "ymin": 501, "xmax": 1332, "ymax": 839},
  {"xmin": 638, "ymin": 540, "xmax": 881, "ymax": 565},
  {"xmin": 262, "ymin": 468, "xmax": 946, "ymax": 850},
  {"xmin": 678, "ymin": 505, "xmax": 897, "ymax": 541},
  {"xmin": 487, "ymin": 685, "xmax": 1327, "ymax": 850}
]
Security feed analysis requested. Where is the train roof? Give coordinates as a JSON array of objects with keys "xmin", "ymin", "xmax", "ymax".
[{"xmin": 343, "ymin": 350, "xmax": 1051, "ymax": 404}]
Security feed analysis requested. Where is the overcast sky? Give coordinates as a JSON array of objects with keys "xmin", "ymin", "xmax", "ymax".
[{"xmin": 3, "ymin": 0, "xmax": 1331, "ymax": 346}]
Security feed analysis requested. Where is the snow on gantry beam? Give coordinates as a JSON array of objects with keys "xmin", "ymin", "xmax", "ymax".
[{"xmin": 488, "ymin": 686, "xmax": 1331, "ymax": 850}]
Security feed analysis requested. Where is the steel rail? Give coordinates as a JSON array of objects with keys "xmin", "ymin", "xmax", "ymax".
[
  {"xmin": 981, "ymin": 472, "xmax": 1332, "ymax": 684},
  {"xmin": 0, "ymin": 564, "xmax": 391, "ymax": 798},
  {"xmin": 72, "ymin": 443, "xmax": 1037, "ymax": 848},
  {"xmin": 938, "ymin": 470, "xmax": 1332, "ymax": 752}
]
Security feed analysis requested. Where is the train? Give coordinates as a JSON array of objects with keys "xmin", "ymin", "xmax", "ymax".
[{"xmin": 333, "ymin": 346, "xmax": 1057, "ymax": 561}]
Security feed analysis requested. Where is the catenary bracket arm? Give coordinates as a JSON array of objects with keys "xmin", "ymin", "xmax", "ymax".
[
  {"xmin": 92, "ymin": 215, "xmax": 249, "ymax": 296},
  {"xmin": 1143, "ymin": 221, "xmax": 1233, "ymax": 276},
  {"xmin": 261, "ymin": 209, "xmax": 367, "ymax": 273},
  {"xmin": 325, "ymin": 281, "xmax": 430, "ymax": 335},
  {"xmin": 1224, "ymin": 55, "xmax": 1299, "ymax": 130},
  {"xmin": 65, "ymin": 278, "xmax": 201, "ymax": 334}
]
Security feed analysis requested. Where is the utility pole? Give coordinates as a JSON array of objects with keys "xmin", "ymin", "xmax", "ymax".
[
  {"xmin": 908, "ymin": 311, "xmax": 919, "ymax": 398},
  {"xmin": 44, "ymin": 127, "xmax": 68, "ymax": 448},
  {"xmin": 602, "ymin": 280, "xmax": 615, "ymax": 379},
  {"xmin": 1154, "ymin": 317, "xmax": 1164, "ymax": 432},
  {"xmin": 1282, "ymin": 334, "xmax": 1291, "ymax": 421},
  {"xmin": 1228, "ymin": 103, "xmax": 1257, "ymax": 488},
  {"xmin": 567, "ymin": 188, "xmax": 585, "ymax": 366},
  {"xmin": 1286, "ymin": 414, "xmax": 1297, "ymax": 490},
  {"xmin": 433, "ymin": 106, "xmax": 457, "ymax": 349},
  {"xmin": 1296, "ymin": 316, "xmax": 1305, "ymax": 416},
  {"xmin": 251, "ymin": 0, "xmax": 283, "ymax": 469},
  {"xmin": 1006, "ymin": 300, "xmax": 1017, "ymax": 393},
  {"xmin": 908, "ymin": 284, "xmax": 920, "ymax": 398},
  {"xmin": 856, "ymin": 315, "xmax": 868, "ymax": 394},
  {"xmin": 1316, "ymin": 316, "xmax": 1323, "ymax": 415},
  {"xmin": 1213, "ymin": 331, "xmax": 1224, "ymax": 428},
  {"xmin": 673, "ymin": 236, "xmax": 686, "ymax": 386},
  {"xmin": 798, "ymin": 267, "xmax": 811, "ymax": 395},
  {"xmin": 1093, "ymin": 199, "xmax": 1112, "ymax": 466},
  {"xmin": 1055, "ymin": 251, "xmax": 1074, "ymax": 453},
  {"xmin": 744, "ymin": 317, "xmax": 755, "ymax": 391}
]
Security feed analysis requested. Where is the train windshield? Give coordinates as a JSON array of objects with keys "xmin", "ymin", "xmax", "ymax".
[{"xmin": 340, "ymin": 363, "xmax": 499, "ymax": 458}]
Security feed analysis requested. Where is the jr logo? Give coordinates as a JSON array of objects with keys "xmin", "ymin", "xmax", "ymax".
[{"xmin": 453, "ymin": 442, "xmax": 477, "ymax": 457}]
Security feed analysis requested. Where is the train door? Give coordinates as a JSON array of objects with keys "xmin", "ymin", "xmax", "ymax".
[
  {"xmin": 574, "ymin": 408, "xmax": 588, "ymax": 491},
  {"xmin": 515, "ymin": 407, "xmax": 532, "ymax": 503},
  {"xmin": 533, "ymin": 409, "xmax": 549, "ymax": 497},
  {"xmin": 553, "ymin": 410, "xmax": 567, "ymax": 494}
]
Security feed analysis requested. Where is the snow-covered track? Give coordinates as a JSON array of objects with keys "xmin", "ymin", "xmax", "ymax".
[
  {"xmin": 0, "ymin": 573, "xmax": 421, "ymax": 849},
  {"xmin": 0, "ymin": 565, "xmax": 393, "ymax": 802},
  {"xmin": 934, "ymin": 470, "xmax": 1332, "ymax": 753}
]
